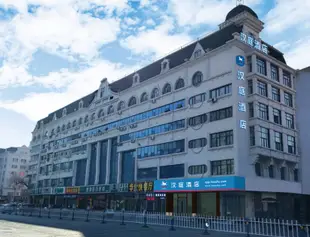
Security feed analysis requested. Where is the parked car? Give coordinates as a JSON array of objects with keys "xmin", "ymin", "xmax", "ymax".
[{"xmin": 1, "ymin": 203, "xmax": 17, "ymax": 214}]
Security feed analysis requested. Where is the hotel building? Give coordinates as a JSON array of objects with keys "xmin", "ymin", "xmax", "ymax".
[{"xmin": 28, "ymin": 5, "xmax": 305, "ymax": 220}]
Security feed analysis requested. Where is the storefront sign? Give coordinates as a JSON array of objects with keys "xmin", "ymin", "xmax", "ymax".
[
  {"xmin": 53, "ymin": 187, "xmax": 65, "ymax": 194},
  {"xmin": 117, "ymin": 183, "xmax": 129, "ymax": 192},
  {"xmin": 128, "ymin": 181, "xmax": 154, "ymax": 192},
  {"xmin": 154, "ymin": 176, "xmax": 245, "ymax": 192},
  {"xmin": 240, "ymin": 32, "xmax": 268, "ymax": 54},
  {"xmin": 236, "ymin": 55, "xmax": 245, "ymax": 67},
  {"xmin": 65, "ymin": 187, "xmax": 80, "ymax": 194},
  {"xmin": 237, "ymin": 66, "xmax": 247, "ymax": 130},
  {"xmin": 79, "ymin": 185, "xmax": 110, "ymax": 194}
]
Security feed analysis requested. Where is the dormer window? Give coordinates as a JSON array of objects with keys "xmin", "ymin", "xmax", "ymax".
[
  {"xmin": 161, "ymin": 59, "xmax": 170, "ymax": 73},
  {"xmin": 194, "ymin": 49, "xmax": 202, "ymax": 59},
  {"xmin": 100, "ymin": 87, "xmax": 105, "ymax": 98},
  {"xmin": 79, "ymin": 100, "xmax": 83, "ymax": 109},
  {"xmin": 62, "ymin": 108, "xmax": 67, "ymax": 117},
  {"xmin": 53, "ymin": 113, "xmax": 57, "ymax": 121},
  {"xmin": 133, "ymin": 73, "xmax": 140, "ymax": 84}
]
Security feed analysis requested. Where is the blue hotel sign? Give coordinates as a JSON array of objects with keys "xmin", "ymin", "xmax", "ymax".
[{"xmin": 154, "ymin": 176, "xmax": 245, "ymax": 192}]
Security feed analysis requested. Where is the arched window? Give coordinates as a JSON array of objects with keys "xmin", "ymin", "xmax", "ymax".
[
  {"xmin": 62, "ymin": 124, "xmax": 66, "ymax": 131},
  {"xmin": 107, "ymin": 105, "xmax": 114, "ymax": 115},
  {"xmin": 51, "ymin": 129, "xmax": 55, "ymax": 135},
  {"xmin": 117, "ymin": 101, "xmax": 125, "ymax": 111},
  {"xmin": 67, "ymin": 122, "xmax": 71, "ymax": 129},
  {"xmin": 84, "ymin": 115, "xmax": 89, "ymax": 123},
  {"xmin": 72, "ymin": 120, "xmax": 76, "ymax": 127},
  {"xmin": 98, "ymin": 109, "xmax": 104, "ymax": 118},
  {"xmin": 175, "ymin": 78, "xmax": 185, "ymax": 90},
  {"xmin": 91, "ymin": 113, "xmax": 96, "ymax": 120},
  {"xmin": 151, "ymin": 88, "xmax": 159, "ymax": 99},
  {"xmin": 78, "ymin": 118, "xmax": 83, "ymax": 125},
  {"xmin": 57, "ymin": 126, "xmax": 60, "ymax": 133},
  {"xmin": 162, "ymin": 83, "xmax": 172, "ymax": 94},
  {"xmin": 79, "ymin": 100, "xmax": 83, "ymax": 109},
  {"xmin": 128, "ymin": 96, "xmax": 137, "ymax": 107},
  {"xmin": 192, "ymin": 71, "xmax": 203, "ymax": 86},
  {"xmin": 140, "ymin": 92, "xmax": 148, "ymax": 102}
]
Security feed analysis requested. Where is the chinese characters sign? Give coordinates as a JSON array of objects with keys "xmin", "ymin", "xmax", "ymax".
[
  {"xmin": 128, "ymin": 181, "xmax": 154, "ymax": 192},
  {"xmin": 240, "ymin": 32, "xmax": 268, "ymax": 54},
  {"xmin": 79, "ymin": 185, "xmax": 110, "ymax": 194},
  {"xmin": 65, "ymin": 187, "xmax": 80, "ymax": 194},
  {"xmin": 154, "ymin": 176, "xmax": 245, "ymax": 192},
  {"xmin": 236, "ymin": 56, "xmax": 247, "ymax": 130}
]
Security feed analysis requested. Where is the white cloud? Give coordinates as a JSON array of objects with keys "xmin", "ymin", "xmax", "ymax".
[
  {"xmin": 124, "ymin": 17, "xmax": 140, "ymax": 25},
  {"xmin": 264, "ymin": 0, "xmax": 310, "ymax": 34},
  {"xmin": 0, "ymin": 59, "xmax": 136, "ymax": 121},
  {"xmin": 120, "ymin": 17, "xmax": 192, "ymax": 57},
  {"xmin": 168, "ymin": 0, "xmax": 262, "ymax": 27},
  {"xmin": 145, "ymin": 19, "xmax": 155, "ymax": 26},
  {"xmin": 285, "ymin": 35, "xmax": 310, "ymax": 69}
]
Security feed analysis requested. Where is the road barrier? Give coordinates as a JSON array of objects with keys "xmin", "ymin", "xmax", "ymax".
[{"xmin": 2, "ymin": 207, "xmax": 310, "ymax": 237}]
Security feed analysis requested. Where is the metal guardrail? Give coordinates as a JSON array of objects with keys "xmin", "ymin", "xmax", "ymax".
[{"xmin": 2, "ymin": 207, "xmax": 310, "ymax": 237}]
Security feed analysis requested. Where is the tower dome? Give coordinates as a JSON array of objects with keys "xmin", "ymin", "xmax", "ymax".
[{"xmin": 225, "ymin": 4, "xmax": 258, "ymax": 21}]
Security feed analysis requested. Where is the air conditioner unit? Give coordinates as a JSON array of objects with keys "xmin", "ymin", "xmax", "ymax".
[
  {"xmin": 150, "ymin": 135, "xmax": 155, "ymax": 140},
  {"xmin": 118, "ymin": 111, "xmax": 122, "ymax": 115},
  {"xmin": 101, "ymin": 118, "xmax": 105, "ymax": 122},
  {"xmin": 131, "ymin": 139, "xmax": 136, "ymax": 143},
  {"xmin": 117, "ymin": 143, "xmax": 123, "ymax": 147},
  {"xmin": 152, "ymin": 99, "xmax": 156, "ymax": 104},
  {"xmin": 211, "ymin": 97, "xmax": 218, "ymax": 103}
]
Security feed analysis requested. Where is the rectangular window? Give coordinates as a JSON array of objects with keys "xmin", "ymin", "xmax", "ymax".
[
  {"xmin": 280, "ymin": 167, "xmax": 286, "ymax": 180},
  {"xmin": 287, "ymin": 135, "xmax": 296, "ymax": 154},
  {"xmin": 257, "ymin": 80, "xmax": 268, "ymax": 97},
  {"xmin": 159, "ymin": 164, "xmax": 184, "ymax": 179},
  {"xmin": 284, "ymin": 92, "xmax": 293, "ymax": 107},
  {"xmin": 257, "ymin": 57, "xmax": 267, "ymax": 75},
  {"xmin": 294, "ymin": 169, "xmax": 299, "ymax": 182},
  {"xmin": 211, "ymin": 159, "xmax": 234, "ymax": 175},
  {"xmin": 210, "ymin": 130, "xmax": 233, "ymax": 148},
  {"xmin": 249, "ymin": 126, "xmax": 255, "ymax": 146},
  {"xmin": 188, "ymin": 114, "xmax": 207, "ymax": 126},
  {"xmin": 247, "ymin": 56, "xmax": 252, "ymax": 72},
  {"xmin": 258, "ymin": 103, "xmax": 269, "ymax": 120},
  {"xmin": 285, "ymin": 113, "xmax": 294, "ymax": 129},
  {"xmin": 274, "ymin": 131, "xmax": 283, "ymax": 151},
  {"xmin": 271, "ymin": 86, "xmax": 280, "ymax": 102},
  {"xmin": 189, "ymin": 93, "xmax": 206, "ymax": 105},
  {"xmin": 209, "ymin": 107, "xmax": 233, "ymax": 122},
  {"xmin": 248, "ymin": 102, "xmax": 254, "ymax": 118},
  {"xmin": 259, "ymin": 127, "xmax": 270, "ymax": 148},
  {"xmin": 273, "ymin": 108, "xmax": 282, "ymax": 125},
  {"xmin": 248, "ymin": 80, "xmax": 253, "ymax": 94},
  {"xmin": 137, "ymin": 139, "xmax": 185, "ymax": 159},
  {"xmin": 271, "ymin": 64, "xmax": 279, "ymax": 81},
  {"xmin": 283, "ymin": 71, "xmax": 292, "ymax": 88},
  {"xmin": 209, "ymin": 84, "xmax": 232, "ymax": 99}
]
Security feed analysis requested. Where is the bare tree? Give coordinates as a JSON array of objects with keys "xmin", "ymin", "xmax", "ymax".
[{"xmin": 8, "ymin": 173, "xmax": 29, "ymax": 188}]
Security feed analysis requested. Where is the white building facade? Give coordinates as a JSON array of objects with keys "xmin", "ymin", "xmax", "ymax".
[
  {"xmin": 29, "ymin": 5, "xmax": 304, "ymax": 220},
  {"xmin": 0, "ymin": 146, "xmax": 30, "ymax": 202}
]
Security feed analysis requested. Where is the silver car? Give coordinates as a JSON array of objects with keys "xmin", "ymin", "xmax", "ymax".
[{"xmin": 1, "ymin": 203, "xmax": 17, "ymax": 214}]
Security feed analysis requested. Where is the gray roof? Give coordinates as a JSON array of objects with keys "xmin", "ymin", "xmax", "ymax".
[{"xmin": 36, "ymin": 22, "xmax": 287, "ymax": 127}]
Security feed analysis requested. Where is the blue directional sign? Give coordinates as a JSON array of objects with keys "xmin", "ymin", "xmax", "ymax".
[
  {"xmin": 154, "ymin": 176, "xmax": 245, "ymax": 192},
  {"xmin": 236, "ymin": 55, "xmax": 245, "ymax": 67}
]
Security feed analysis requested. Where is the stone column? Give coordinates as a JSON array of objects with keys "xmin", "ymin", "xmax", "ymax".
[
  {"xmin": 95, "ymin": 141, "xmax": 101, "ymax": 185},
  {"xmin": 105, "ymin": 139, "xmax": 111, "ymax": 184},
  {"xmin": 116, "ymin": 152, "xmax": 122, "ymax": 184},
  {"xmin": 84, "ymin": 143, "xmax": 91, "ymax": 186},
  {"xmin": 72, "ymin": 161, "xmax": 77, "ymax": 186}
]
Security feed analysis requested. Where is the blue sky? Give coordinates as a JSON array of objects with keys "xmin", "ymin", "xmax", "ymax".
[{"xmin": 0, "ymin": 0, "xmax": 309, "ymax": 148}]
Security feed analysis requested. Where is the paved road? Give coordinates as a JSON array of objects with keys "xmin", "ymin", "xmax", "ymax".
[{"xmin": 0, "ymin": 213, "xmax": 249, "ymax": 237}]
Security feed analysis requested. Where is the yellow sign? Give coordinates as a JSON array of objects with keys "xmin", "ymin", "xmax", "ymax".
[
  {"xmin": 65, "ymin": 187, "xmax": 80, "ymax": 194},
  {"xmin": 128, "ymin": 182, "xmax": 154, "ymax": 192}
]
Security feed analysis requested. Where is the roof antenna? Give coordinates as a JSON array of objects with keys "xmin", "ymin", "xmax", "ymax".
[{"xmin": 236, "ymin": 0, "xmax": 244, "ymax": 6}]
